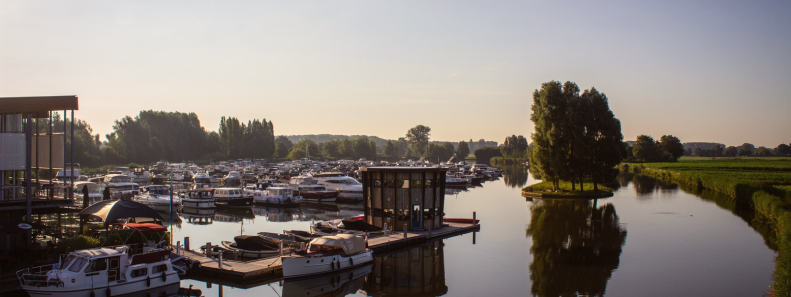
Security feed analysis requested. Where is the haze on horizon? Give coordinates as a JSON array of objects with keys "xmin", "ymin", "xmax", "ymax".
[{"xmin": 1, "ymin": 1, "xmax": 789, "ymax": 148}]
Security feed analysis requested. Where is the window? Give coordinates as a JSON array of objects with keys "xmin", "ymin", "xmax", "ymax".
[
  {"xmin": 373, "ymin": 179, "xmax": 382, "ymax": 188},
  {"xmin": 85, "ymin": 258, "xmax": 107, "ymax": 272},
  {"xmin": 68, "ymin": 258, "xmax": 88, "ymax": 272},
  {"xmin": 152, "ymin": 264, "xmax": 168, "ymax": 274},
  {"xmin": 424, "ymin": 179, "xmax": 432, "ymax": 188},
  {"xmin": 410, "ymin": 180, "xmax": 422, "ymax": 188},
  {"xmin": 131, "ymin": 268, "xmax": 147, "ymax": 278},
  {"xmin": 397, "ymin": 180, "xmax": 409, "ymax": 188},
  {"xmin": 383, "ymin": 180, "xmax": 395, "ymax": 188}
]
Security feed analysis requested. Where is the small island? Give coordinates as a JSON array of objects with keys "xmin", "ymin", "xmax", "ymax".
[{"xmin": 522, "ymin": 181, "xmax": 614, "ymax": 199}]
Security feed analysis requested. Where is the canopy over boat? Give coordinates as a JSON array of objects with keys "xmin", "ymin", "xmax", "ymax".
[
  {"xmin": 309, "ymin": 234, "xmax": 365, "ymax": 255},
  {"xmin": 79, "ymin": 200, "xmax": 164, "ymax": 223}
]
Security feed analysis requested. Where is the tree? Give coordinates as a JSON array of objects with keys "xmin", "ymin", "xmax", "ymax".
[
  {"xmin": 739, "ymin": 143, "xmax": 755, "ymax": 156},
  {"xmin": 406, "ymin": 125, "xmax": 431, "ymax": 156},
  {"xmin": 321, "ymin": 139, "xmax": 341, "ymax": 158},
  {"xmin": 274, "ymin": 141, "xmax": 289, "ymax": 158},
  {"xmin": 502, "ymin": 135, "xmax": 529, "ymax": 158},
  {"xmin": 659, "ymin": 135, "xmax": 684, "ymax": 161},
  {"xmin": 632, "ymin": 135, "xmax": 660, "ymax": 162},
  {"xmin": 755, "ymin": 146, "xmax": 773, "ymax": 156},
  {"xmin": 710, "ymin": 144, "xmax": 725, "ymax": 157},
  {"xmin": 457, "ymin": 140, "xmax": 470, "ymax": 159},
  {"xmin": 581, "ymin": 87, "xmax": 624, "ymax": 190},
  {"xmin": 529, "ymin": 81, "xmax": 567, "ymax": 191},
  {"xmin": 775, "ymin": 144, "xmax": 791, "ymax": 156},
  {"xmin": 287, "ymin": 139, "xmax": 319, "ymax": 160},
  {"xmin": 724, "ymin": 146, "xmax": 738, "ymax": 157},
  {"xmin": 474, "ymin": 147, "xmax": 502, "ymax": 164}
]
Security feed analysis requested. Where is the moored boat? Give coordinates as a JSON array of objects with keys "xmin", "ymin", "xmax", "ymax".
[
  {"xmin": 281, "ymin": 234, "xmax": 374, "ymax": 279},
  {"xmin": 213, "ymin": 187, "xmax": 253, "ymax": 207},
  {"xmin": 181, "ymin": 188, "xmax": 216, "ymax": 209}
]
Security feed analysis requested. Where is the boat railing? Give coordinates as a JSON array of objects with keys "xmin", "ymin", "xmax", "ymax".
[{"xmin": 17, "ymin": 263, "xmax": 62, "ymax": 287}]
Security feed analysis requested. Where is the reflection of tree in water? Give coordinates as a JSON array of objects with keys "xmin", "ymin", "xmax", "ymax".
[
  {"xmin": 502, "ymin": 165, "xmax": 529, "ymax": 188},
  {"xmin": 526, "ymin": 199, "xmax": 627, "ymax": 297},
  {"xmin": 631, "ymin": 174, "xmax": 678, "ymax": 197}
]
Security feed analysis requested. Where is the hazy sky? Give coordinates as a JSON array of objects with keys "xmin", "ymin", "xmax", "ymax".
[{"xmin": 1, "ymin": 1, "xmax": 789, "ymax": 147}]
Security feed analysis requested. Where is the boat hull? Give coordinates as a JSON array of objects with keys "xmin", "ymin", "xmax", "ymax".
[
  {"xmin": 22, "ymin": 272, "xmax": 180, "ymax": 297},
  {"xmin": 182, "ymin": 200, "xmax": 215, "ymax": 208},
  {"xmin": 282, "ymin": 250, "xmax": 374, "ymax": 279},
  {"xmin": 216, "ymin": 197, "xmax": 254, "ymax": 207}
]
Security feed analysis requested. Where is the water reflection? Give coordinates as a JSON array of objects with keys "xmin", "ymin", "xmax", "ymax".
[
  {"xmin": 502, "ymin": 165, "xmax": 530, "ymax": 188},
  {"xmin": 629, "ymin": 173, "xmax": 678, "ymax": 197},
  {"xmin": 362, "ymin": 240, "xmax": 448, "ymax": 296},
  {"xmin": 526, "ymin": 199, "xmax": 627, "ymax": 297}
]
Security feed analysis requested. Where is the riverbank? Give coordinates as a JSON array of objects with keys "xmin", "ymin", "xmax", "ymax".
[
  {"xmin": 621, "ymin": 158, "xmax": 791, "ymax": 295},
  {"xmin": 522, "ymin": 181, "xmax": 613, "ymax": 198}
]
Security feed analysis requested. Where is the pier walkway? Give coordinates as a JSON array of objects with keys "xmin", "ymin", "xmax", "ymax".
[{"xmin": 182, "ymin": 221, "xmax": 480, "ymax": 287}]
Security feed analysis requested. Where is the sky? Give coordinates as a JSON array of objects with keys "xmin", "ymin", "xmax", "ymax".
[{"xmin": 1, "ymin": 1, "xmax": 790, "ymax": 147}]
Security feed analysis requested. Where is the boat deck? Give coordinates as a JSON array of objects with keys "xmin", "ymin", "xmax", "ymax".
[{"xmin": 182, "ymin": 221, "xmax": 480, "ymax": 287}]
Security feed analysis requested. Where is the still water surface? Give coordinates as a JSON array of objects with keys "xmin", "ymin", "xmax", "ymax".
[{"xmin": 172, "ymin": 167, "xmax": 774, "ymax": 296}]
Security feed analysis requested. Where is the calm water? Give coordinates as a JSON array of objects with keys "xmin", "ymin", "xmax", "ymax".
[{"xmin": 170, "ymin": 167, "xmax": 775, "ymax": 296}]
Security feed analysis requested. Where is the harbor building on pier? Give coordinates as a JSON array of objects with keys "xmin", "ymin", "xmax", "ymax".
[{"xmin": 361, "ymin": 167, "xmax": 448, "ymax": 232}]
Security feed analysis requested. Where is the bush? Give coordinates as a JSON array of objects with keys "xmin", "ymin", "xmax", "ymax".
[{"xmin": 56, "ymin": 235, "xmax": 101, "ymax": 254}]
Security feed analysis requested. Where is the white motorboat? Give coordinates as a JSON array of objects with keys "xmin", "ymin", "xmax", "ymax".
[
  {"xmin": 134, "ymin": 185, "xmax": 180, "ymax": 212},
  {"xmin": 192, "ymin": 172, "xmax": 212, "ymax": 184},
  {"xmin": 281, "ymin": 234, "xmax": 374, "ymax": 279},
  {"xmin": 181, "ymin": 188, "xmax": 216, "ymax": 208},
  {"xmin": 313, "ymin": 175, "xmax": 363, "ymax": 200},
  {"xmin": 73, "ymin": 181, "xmax": 102, "ymax": 207},
  {"xmin": 250, "ymin": 187, "xmax": 303, "ymax": 207},
  {"xmin": 105, "ymin": 182, "xmax": 140, "ymax": 200},
  {"xmin": 17, "ymin": 224, "xmax": 180, "ymax": 297},
  {"xmin": 295, "ymin": 184, "xmax": 338, "ymax": 203},
  {"xmin": 223, "ymin": 171, "xmax": 242, "ymax": 186}
]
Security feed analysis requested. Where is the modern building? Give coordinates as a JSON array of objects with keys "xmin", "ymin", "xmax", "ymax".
[
  {"xmin": 360, "ymin": 167, "xmax": 448, "ymax": 232},
  {"xmin": 0, "ymin": 96, "xmax": 79, "ymax": 215}
]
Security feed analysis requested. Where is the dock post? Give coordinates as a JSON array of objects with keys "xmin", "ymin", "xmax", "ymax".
[
  {"xmin": 206, "ymin": 242, "xmax": 211, "ymax": 258},
  {"xmin": 279, "ymin": 241, "xmax": 283, "ymax": 257},
  {"xmin": 403, "ymin": 224, "xmax": 407, "ymax": 239},
  {"xmin": 185, "ymin": 237, "xmax": 190, "ymax": 251},
  {"xmin": 176, "ymin": 241, "xmax": 180, "ymax": 255},
  {"xmin": 384, "ymin": 223, "xmax": 388, "ymax": 236},
  {"xmin": 473, "ymin": 212, "xmax": 477, "ymax": 225},
  {"xmin": 218, "ymin": 250, "xmax": 223, "ymax": 268}
]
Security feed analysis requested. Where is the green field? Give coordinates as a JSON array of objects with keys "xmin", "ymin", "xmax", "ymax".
[{"xmin": 635, "ymin": 157, "xmax": 791, "ymax": 186}]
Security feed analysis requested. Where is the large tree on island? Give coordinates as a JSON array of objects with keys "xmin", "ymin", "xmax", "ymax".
[{"xmin": 529, "ymin": 81, "xmax": 624, "ymax": 192}]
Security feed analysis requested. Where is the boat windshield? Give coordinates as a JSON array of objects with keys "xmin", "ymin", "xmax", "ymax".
[{"xmin": 67, "ymin": 257, "xmax": 88, "ymax": 272}]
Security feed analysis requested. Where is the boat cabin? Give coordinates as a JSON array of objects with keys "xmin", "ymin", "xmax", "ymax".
[{"xmin": 143, "ymin": 185, "xmax": 171, "ymax": 195}]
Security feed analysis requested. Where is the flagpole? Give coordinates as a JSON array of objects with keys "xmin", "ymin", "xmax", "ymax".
[{"xmin": 169, "ymin": 175, "xmax": 173, "ymax": 246}]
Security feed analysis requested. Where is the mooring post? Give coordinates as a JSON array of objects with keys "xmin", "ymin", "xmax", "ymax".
[
  {"xmin": 384, "ymin": 223, "xmax": 388, "ymax": 236},
  {"xmin": 218, "ymin": 250, "xmax": 223, "ymax": 268},
  {"xmin": 403, "ymin": 224, "xmax": 407, "ymax": 239},
  {"xmin": 473, "ymin": 212, "xmax": 477, "ymax": 225},
  {"xmin": 206, "ymin": 242, "xmax": 211, "ymax": 258},
  {"xmin": 184, "ymin": 237, "xmax": 190, "ymax": 251},
  {"xmin": 176, "ymin": 241, "xmax": 180, "ymax": 255},
  {"xmin": 473, "ymin": 231, "xmax": 477, "ymax": 244},
  {"xmin": 279, "ymin": 241, "xmax": 283, "ymax": 257}
]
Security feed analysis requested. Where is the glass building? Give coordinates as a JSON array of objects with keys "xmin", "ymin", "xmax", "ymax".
[{"xmin": 361, "ymin": 167, "xmax": 448, "ymax": 232}]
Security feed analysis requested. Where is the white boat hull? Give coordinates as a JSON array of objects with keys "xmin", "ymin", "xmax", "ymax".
[
  {"xmin": 182, "ymin": 200, "xmax": 215, "ymax": 208},
  {"xmin": 282, "ymin": 250, "xmax": 374, "ymax": 279},
  {"xmin": 23, "ymin": 272, "xmax": 179, "ymax": 297}
]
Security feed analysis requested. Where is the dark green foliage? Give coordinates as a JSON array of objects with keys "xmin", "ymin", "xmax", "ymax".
[
  {"xmin": 287, "ymin": 139, "xmax": 320, "ymax": 160},
  {"xmin": 426, "ymin": 142, "xmax": 455, "ymax": 163},
  {"xmin": 405, "ymin": 125, "xmax": 431, "ymax": 156},
  {"xmin": 725, "ymin": 146, "xmax": 739, "ymax": 157},
  {"xmin": 56, "ymin": 235, "xmax": 101, "ymax": 254},
  {"xmin": 756, "ymin": 146, "xmax": 773, "ymax": 156},
  {"xmin": 528, "ymin": 81, "xmax": 624, "ymax": 191},
  {"xmin": 777, "ymin": 144, "xmax": 791, "ymax": 156},
  {"xmin": 659, "ymin": 135, "xmax": 684, "ymax": 160},
  {"xmin": 474, "ymin": 147, "xmax": 502, "ymax": 164},
  {"xmin": 456, "ymin": 140, "xmax": 470, "ymax": 159},
  {"xmin": 40, "ymin": 113, "xmax": 104, "ymax": 167},
  {"xmin": 501, "ymin": 135, "xmax": 528, "ymax": 158},
  {"xmin": 739, "ymin": 143, "xmax": 755, "ymax": 156},
  {"xmin": 218, "ymin": 117, "xmax": 275, "ymax": 159},
  {"xmin": 105, "ymin": 111, "xmax": 212, "ymax": 164}
]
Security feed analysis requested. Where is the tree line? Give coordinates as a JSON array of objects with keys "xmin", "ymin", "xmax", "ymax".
[{"xmin": 528, "ymin": 81, "xmax": 624, "ymax": 191}]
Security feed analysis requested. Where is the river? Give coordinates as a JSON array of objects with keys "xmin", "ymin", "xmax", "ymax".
[{"xmin": 170, "ymin": 166, "xmax": 775, "ymax": 296}]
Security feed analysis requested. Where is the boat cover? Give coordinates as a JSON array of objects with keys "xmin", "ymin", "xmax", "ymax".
[
  {"xmin": 341, "ymin": 219, "xmax": 381, "ymax": 232},
  {"xmin": 234, "ymin": 235, "xmax": 279, "ymax": 251},
  {"xmin": 124, "ymin": 223, "xmax": 167, "ymax": 233},
  {"xmin": 310, "ymin": 234, "xmax": 365, "ymax": 255}
]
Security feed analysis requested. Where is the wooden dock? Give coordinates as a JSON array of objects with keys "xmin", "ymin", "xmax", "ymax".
[{"xmin": 182, "ymin": 221, "xmax": 480, "ymax": 287}]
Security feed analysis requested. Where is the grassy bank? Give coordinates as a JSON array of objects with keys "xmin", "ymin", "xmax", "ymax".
[
  {"xmin": 523, "ymin": 180, "xmax": 613, "ymax": 196},
  {"xmin": 622, "ymin": 158, "xmax": 791, "ymax": 295},
  {"xmin": 490, "ymin": 157, "xmax": 528, "ymax": 166}
]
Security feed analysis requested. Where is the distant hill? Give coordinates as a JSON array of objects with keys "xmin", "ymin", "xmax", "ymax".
[
  {"xmin": 683, "ymin": 142, "xmax": 725, "ymax": 150},
  {"xmin": 279, "ymin": 134, "xmax": 498, "ymax": 150}
]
